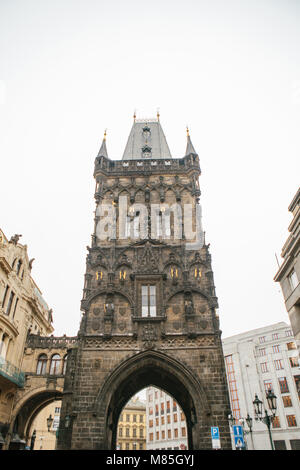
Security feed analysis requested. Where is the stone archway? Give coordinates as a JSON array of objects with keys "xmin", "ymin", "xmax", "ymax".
[
  {"xmin": 6, "ymin": 387, "xmax": 63, "ymax": 449},
  {"xmin": 93, "ymin": 350, "xmax": 212, "ymax": 450}
]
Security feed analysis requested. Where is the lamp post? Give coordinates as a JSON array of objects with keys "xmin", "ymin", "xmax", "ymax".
[
  {"xmin": 46, "ymin": 414, "xmax": 54, "ymax": 433},
  {"xmin": 253, "ymin": 390, "xmax": 277, "ymax": 450},
  {"xmin": 30, "ymin": 429, "xmax": 36, "ymax": 450},
  {"xmin": 239, "ymin": 413, "xmax": 253, "ymax": 449}
]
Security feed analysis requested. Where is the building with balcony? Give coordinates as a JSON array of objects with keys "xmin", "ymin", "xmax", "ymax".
[
  {"xmin": 274, "ymin": 188, "xmax": 300, "ymax": 353},
  {"xmin": 0, "ymin": 229, "xmax": 53, "ymax": 447},
  {"xmin": 116, "ymin": 396, "xmax": 146, "ymax": 450},
  {"xmin": 145, "ymin": 386, "xmax": 188, "ymax": 450},
  {"xmin": 223, "ymin": 322, "xmax": 300, "ymax": 450}
]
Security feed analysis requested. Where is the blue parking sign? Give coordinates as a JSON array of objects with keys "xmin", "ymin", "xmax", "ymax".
[{"xmin": 211, "ymin": 427, "xmax": 221, "ymax": 449}]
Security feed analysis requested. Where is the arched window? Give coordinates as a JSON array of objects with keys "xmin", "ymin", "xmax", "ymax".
[
  {"xmin": 36, "ymin": 354, "xmax": 48, "ymax": 375},
  {"xmin": 62, "ymin": 355, "xmax": 68, "ymax": 375},
  {"xmin": 50, "ymin": 354, "xmax": 61, "ymax": 375}
]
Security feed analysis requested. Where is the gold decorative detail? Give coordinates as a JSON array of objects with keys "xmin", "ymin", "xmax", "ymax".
[
  {"xmin": 170, "ymin": 267, "xmax": 178, "ymax": 278},
  {"xmin": 194, "ymin": 267, "xmax": 202, "ymax": 279}
]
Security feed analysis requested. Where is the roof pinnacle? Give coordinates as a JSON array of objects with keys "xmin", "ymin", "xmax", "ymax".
[
  {"xmin": 97, "ymin": 129, "xmax": 108, "ymax": 158},
  {"xmin": 185, "ymin": 126, "xmax": 198, "ymax": 156}
]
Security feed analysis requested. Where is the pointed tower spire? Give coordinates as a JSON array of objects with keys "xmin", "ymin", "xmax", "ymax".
[
  {"xmin": 97, "ymin": 129, "xmax": 108, "ymax": 158},
  {"xmin": 185, "ymin": 126, "xmax": 198, "ymax": 156}
]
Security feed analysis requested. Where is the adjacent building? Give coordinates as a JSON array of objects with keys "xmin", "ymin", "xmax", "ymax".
[
  {"xmin": 116, "ymin": 396, "xmax": 146, "ymax": 450},
  {"xmin": 274, "ymin": 188, "xmax": 300, "ymax": 353},
  {"xmin": 0, "ymin": 229, "xmax": 53, "ymax": 448},
  {"xmin": 30, "ymin": 400, "xmax": 61, "ymax": 450},
  {"xmin": 146, "ymin": 387, "xmax": 188, "ymax": 450},
  {"xmin": 223, "ymin": 322, "xmax": 300, "ymax": 450}
]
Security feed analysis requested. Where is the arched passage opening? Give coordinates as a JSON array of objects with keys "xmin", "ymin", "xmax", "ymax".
[
  {"xmin": 94, "ymin": 350, "xmax": 212, "ymax": 450},
  {"xmin": 7, "ymin": 389, "xmax": 63, "ymax": 450},
  {"xmin": 116, "ymin": 387, "xmax": 189, "ymax": 451}
]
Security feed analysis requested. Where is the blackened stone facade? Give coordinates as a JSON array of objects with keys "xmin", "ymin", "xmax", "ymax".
[{"xmin": 57, "ymin": 118, "xmax": 231, "ymax": 450}]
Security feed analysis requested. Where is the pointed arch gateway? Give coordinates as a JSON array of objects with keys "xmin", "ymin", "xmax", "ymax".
[{"xmin": 93, "ymin": 349, "xmax": 212, "ymax": 450}]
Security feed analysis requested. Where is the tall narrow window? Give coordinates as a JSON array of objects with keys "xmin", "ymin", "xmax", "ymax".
[
  {"xmin": 288, "ymin": 270, "xmax": 298, "ymax": 291},
  {"xmin": 50, "ymin": 354, "xmax": 61, "ymax": 375},
  {"xmin": 6, "ymin": 291, "xmax": 15, "ymax": 316},
  {"xmin": 2, "ymin": 285, "xmax": 9, "ymax": 308},
  {"xmin": 278, "ymin": 377, "xmax": 289, "ymax": 393},
  {"xmin": 12, "ymin": 298, "xmax": 19, "ymax": 320},
  {"xmin": 156, "ymin": 211, "xmax": 170, "ymax": 238},
  {"xmin": 274, "ymin": 359, "xmax": 284, "ymax": 370},
  {"xmin": 36, "ymin": 354, "xmax": 48, "ymax": 375},
  {"xmin": 225, "ymin": 355, "xmax": 241, "ymax": 419},
  {"xmin": 289, "ymin": 357, "xmax": 299, "ymax": 368},
  {"xmin": 63, "ymin": 355, "xmax": 68, "ymax": 374},
  {"xmin": 142, "ymin": 285, "xmax": 156, "ymax": 317}
]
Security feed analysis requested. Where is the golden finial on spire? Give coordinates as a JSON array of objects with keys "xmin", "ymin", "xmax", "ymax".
[
  {"xmin": 157, "ymin": 108, "xmax": 160, "ymax": 121},
  {"xmin": 104, "ymin": 129, "xmax": 107, "ymax": 140},
  {"xmin": 133, "ymin": 110, "xmax": 136, "ymax": 122},
  {"xmin": 186, "ymin": 126, "xmax": 190, "ymax": 137}
]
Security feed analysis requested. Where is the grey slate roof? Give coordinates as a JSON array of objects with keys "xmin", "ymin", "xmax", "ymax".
[
  {"xmin": 122, "ymin": 119, "xmax": 172, "ymax": 160},
  {"xmin": 185, "ymin": 134, "xmax": 198, "ymax": 156},
  {"xmin": 97, "ymin": 137, "xmax": 108, "ymax": 158}
]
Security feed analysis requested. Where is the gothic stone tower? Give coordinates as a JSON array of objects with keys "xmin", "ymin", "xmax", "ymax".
[{"xmin": 57, "ymin": 116, "xmax": 231, "ymax": 450}]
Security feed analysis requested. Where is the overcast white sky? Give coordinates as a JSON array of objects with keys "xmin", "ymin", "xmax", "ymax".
[{"xmin": 0, "ymin": 0, "xmax": 299, "ymax": 339}]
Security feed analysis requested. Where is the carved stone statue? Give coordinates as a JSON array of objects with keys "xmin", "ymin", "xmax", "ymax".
[
  {"xmin": 29, "ymin": 258, "xmax": 35, "ymax": 270},
  {"xmin": 9, "ymin": 234, "xmax": 22, "ymax": 245},
  {"xmin": 185, "ymin": 299, "xmax": 194, "ymax": 315},
  {"xmin": 105, "ymin": 302, "xmax": 115, "ymax": 318},
  {"xmin": 48, "ymin": 309, "xmax": 53, "ymax": 323}
]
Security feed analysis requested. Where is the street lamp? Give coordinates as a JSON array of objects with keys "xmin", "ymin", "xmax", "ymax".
[
  {"xmin": 30, "ymin": 429, "xmax": 36, "ymax": 450},
  {"xmin": 266, "ymin": 389, "xmax": 277, "ymax": 416},
  {"xmin": 252, "ymin": 391, "xmax": 277, "ymax": 450},
  {"xmin": 64, "ymin": 415, "xmax": 72, "ymax": 429},
  {"xmin": 47, "ymin": 414, "xmax": 54, "ymax": 432},
  {"xmin": 245, "ymin": 413, "xmax": 253, "ymax": 434},
  {"xmin": 253, "ymin": 394, "xmax": 263, "ymax": 419}
]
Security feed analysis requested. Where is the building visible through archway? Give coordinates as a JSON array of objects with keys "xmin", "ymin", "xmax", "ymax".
[{"xmin": 56, "ymin": 115, "xmax": 232, "ymax": 450}]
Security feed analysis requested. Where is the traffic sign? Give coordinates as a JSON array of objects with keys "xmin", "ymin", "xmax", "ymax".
[
  {"xmin": 232, "ymin": 425, "xmax": 243, "ymax": 437},
  {"xmin": 211, "ymin": 427, "xmax": 221, "ymax": 449},
  {"xmin": 232, "ymin": 425, "xmax": 245, "ymax": 449},
  {"xmin": 234, "ymin": 436, "xmax": 245, "ymax": 449}
]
